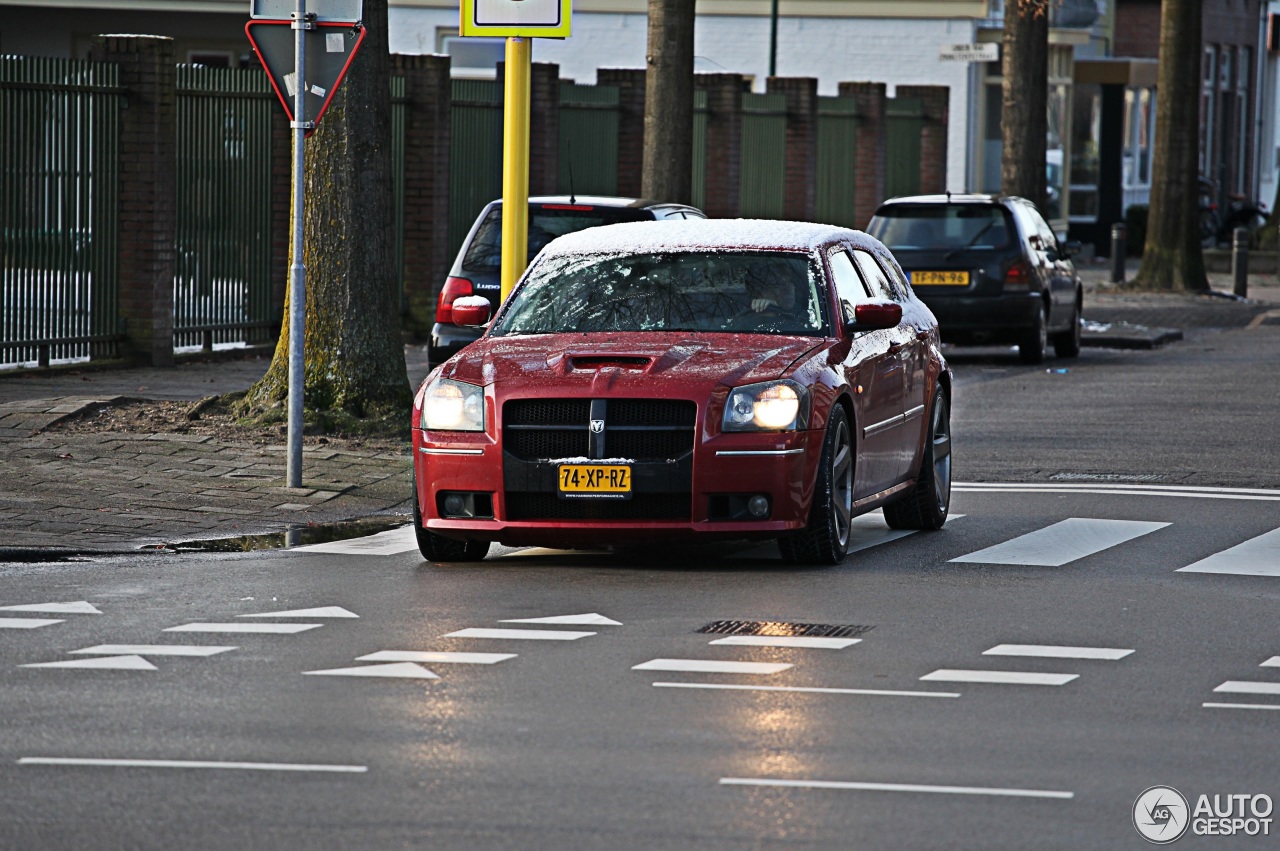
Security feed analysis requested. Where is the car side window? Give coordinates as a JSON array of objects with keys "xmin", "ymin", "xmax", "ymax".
[
  {"xmin": 1026, "ymin": 205, "xmax": 1060, "ymax": 258},
  {"xmin": 827, "ymin": 249, "xmax": 872, "ymax": 326},
  {"xmin": 851, "ymin": 249, "xmax": 901, "ymax": 301}
]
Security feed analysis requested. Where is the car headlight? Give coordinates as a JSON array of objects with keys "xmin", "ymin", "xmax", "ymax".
[
  {"xmin": 722, "ymin": 380, "xmax": 808, "ymax": 432},
  {"xmin": 421, "ymin": 378, "xmax": 485, "ymax": 432}
]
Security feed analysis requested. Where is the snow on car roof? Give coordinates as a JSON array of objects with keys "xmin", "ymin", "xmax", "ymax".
[{"xmin": 543, "ymin": 218, "xmax": 861, "ymax": 256}]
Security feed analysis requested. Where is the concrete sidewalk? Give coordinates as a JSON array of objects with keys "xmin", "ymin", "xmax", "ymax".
[{"xmin": 1, "ymin": 272, "xmax": 1278, "ymax": 557}]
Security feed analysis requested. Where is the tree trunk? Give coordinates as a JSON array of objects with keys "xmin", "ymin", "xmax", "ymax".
[
  {"xmin": 1133, "ymin": 0, "xmax": 1208, "ymax": 292},
  {"xmin": 643, "ymin": 0, "xmax": 695, "ymax": 204},
  {"xmin": 244, "ymin": 0, "xmax": 411, "ymax": 423},
  {"xmin": 1001, "ymin": 0, "xmax": 1049, "ymax": 211}
]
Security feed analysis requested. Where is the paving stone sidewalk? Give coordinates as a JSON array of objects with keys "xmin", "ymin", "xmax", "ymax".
[{"xmin": 0, "ymin": 346, "xmax": 434, "ymax": 556}]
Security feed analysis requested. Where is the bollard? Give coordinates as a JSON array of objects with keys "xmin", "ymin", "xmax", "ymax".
[
  {"xmin": 1110, "ymin": 223, "xmax": 1126, "ymax": 283},
  {"xmin": 1232, "ymin": 226, "xmax": 1249, "ymax": 298}
]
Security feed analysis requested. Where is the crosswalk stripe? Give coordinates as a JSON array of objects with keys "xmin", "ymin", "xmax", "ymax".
[
  {"xmin": 709, "ymin": 636, "xmax": 861, "ymax": 649},
  {"xmin": 356, "ymin": 651, "xmax": 516, "ymax": 665},
  {"xmin": 70, "ymin": 645, "xmax": 236, "ymax": 657},
  {"xmin": 920, "ymin": 669, "xmax": 1078, "ymax": 686},
  {"xmin": 0, "ymin": 618, "xmax": 62, "ymax": 629},
  {"xmin": 983, "ymin": 644, "xmax": 1133, "ymax": 660},
  {"xmin": 949, "ymin": 518, "xmax": 1169, "ymax": 566},
  {"xmin": 653, "ymin": 682, "xmax": 958, "ymax": 698},
  {"xmin": 1261, "ymin": 657, "xmax": 1280, "ymax": 668},
  {"xmin": 1213, "ymin": 681, "xmax": 1280, "ymax": 695},
  {"xmin": 441, "ymin": 628, "xmax": 594, "ymax": 641},
  {"xmin": 633, "ymin": 659, "xmax": 792, "ymax": 675},
  {"xmin": 303, "ymin": 662, "xmax": 439, "ymax": 679},
  {"xmin": 1176, "ymin": 528, "xmax": 1280, "ymax": 577},
  {"xmin": 22, "ymin": 655, "xmax": 157, "ymax": 671},
  {"xmin": 291, "ymin": 525, "xmax": 419, "ymax": 556},
  {"xmin": 1203, "ymin": 703, "xmax": 1280, "ymax": 711},
  {"xmin": 164, "ymin": 623, "xmax": 323, "ymax": 634}
]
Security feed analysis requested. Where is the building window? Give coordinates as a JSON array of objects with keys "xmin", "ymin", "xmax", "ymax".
[{"xmin": 438, "ymin": 29, "xmax": 505, "ymax": 78}]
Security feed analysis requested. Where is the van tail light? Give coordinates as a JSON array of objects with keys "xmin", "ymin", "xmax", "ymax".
[
  {"xmin": 1003, "ymin": 259, "xmax": 1032, "ymax": 292},
  {"xmin": 436, "ymin": 276, "xmax": 474, "ymax": 324}
]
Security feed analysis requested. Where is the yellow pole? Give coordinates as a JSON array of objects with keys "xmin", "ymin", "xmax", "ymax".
[{"xmin": 500, "ymin": 36, "xmax": 531, "ymax": 303}]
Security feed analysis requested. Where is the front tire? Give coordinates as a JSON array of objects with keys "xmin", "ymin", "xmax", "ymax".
[
  {"xmin": 778, "ymin": 406, "xmax": 853, "ymax": 565},
  {"xmin": 413, "ymin": 491, "xmax": 489, "ymax": 562},
  {"xmin": 883, "ymin": 386, "xmax": 952, "ymax": 530}
]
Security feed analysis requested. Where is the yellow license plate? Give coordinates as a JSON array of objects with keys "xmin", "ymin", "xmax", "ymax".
[
  {"xmin": 911, "ymin": 270, "xmax": 970, "ymax": 286},
  {"xmin": 558, "ymin": 464, "xmax": 632, "ymax": 498}
]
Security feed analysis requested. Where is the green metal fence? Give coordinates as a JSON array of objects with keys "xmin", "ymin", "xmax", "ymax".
[
  {"xmin": 0, "ymin": 55, "xmax": 122, "ymax": 367},
  {"xmin": 739, "ymin": 92, "xmax": 787, "ymax": 219},
  {"xmin": 173, "ymin": 66, "xmax": 276, "ymax": 351},
  {"xmin": 816, "ymin": 96, "xmax": 860, "ymax": 229},
  {"xmin": 449, "ymin": 79, "xmax": 504, "ymax": 257},
  {"xmin": 558, "ymin": 82, "xmax": 619, "ymax": 196},
  {"xmin": 886, "ymin": 96, "xmax": 924, "ymax": 201}
]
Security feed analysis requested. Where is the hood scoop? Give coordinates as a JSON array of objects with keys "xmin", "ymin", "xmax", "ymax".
[{"xmin": 567, "ymin": 355, "xmax": 655, "ymax": 372}]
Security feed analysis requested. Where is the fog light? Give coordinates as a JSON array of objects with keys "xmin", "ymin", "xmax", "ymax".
[
  {"xmin": 747, "ymin": 495, "xmax": 770, "ymax": 518},
  {"xmin": 444, "ymin": 494, "xmax": 466, "ymax": 516}
]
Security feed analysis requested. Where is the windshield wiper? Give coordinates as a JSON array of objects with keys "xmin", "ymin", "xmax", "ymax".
[{"xmin": 944, "ymin": 220, "xmax": 996, "ymax": 260}]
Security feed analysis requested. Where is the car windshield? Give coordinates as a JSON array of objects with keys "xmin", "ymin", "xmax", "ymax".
[
  {"xmin": 868, "ymin": 204, "xmax": 1014, "ymax": 252},
  {"xmin": 490, "ymin": 251, "xmax": 828, "ymax": 336},
  {"xmin": 462, "ymin": 205, "xmax": 654, "ymax": 270}
]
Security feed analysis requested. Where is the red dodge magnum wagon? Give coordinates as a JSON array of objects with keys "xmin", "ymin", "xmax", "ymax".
[{"xmin": 411, "ymin": 219, "xmax": 953, "ymax": 565}]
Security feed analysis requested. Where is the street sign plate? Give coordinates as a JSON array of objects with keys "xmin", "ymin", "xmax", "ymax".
[
  {"xmin": 245, "ymin": 21, "xmax": 366, "ymax": 132},
  {"xmin": 460, "ymin": 0, "xmax": 572, "ymax": 37},
  {"xmin": 939, "ymin": 43, "xmax": 999, "ymax": 62},
  {"xmin": 251, "ymin": 0, "xmax": 362, "ymax": 23}
]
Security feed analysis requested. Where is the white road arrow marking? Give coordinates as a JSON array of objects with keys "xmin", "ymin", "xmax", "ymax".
[
  {"xmin": 70, "ymin": 645, "xmax": 237, "ymax": 657},
  {"xmin": 238, "ymin": 606, "xmax": 358, "ymax": 619},
  {"xmin": 22, "ymin": 655, "xmax": 157, "ymax": 671},
  {"xmin": 356, "ymin": 651, "xmax": 515, "ymax": 665},
  {"xmin": 500, "ymin": 613, "xmax": 622, "ymax": 626},
  {"xmin": 0, "ymin": 618, "xmax": 63, "ymax": 629},
  {"xmin": 164, "ymin": 623, "xmax": 323, "ymax": 634},
  {"xmin": 0, "ymin": 601, "xmax": 101, "ymax": 615},
  {"xmin": 303, "ymin": 662, "xmax": 439, "ymax": 679}
]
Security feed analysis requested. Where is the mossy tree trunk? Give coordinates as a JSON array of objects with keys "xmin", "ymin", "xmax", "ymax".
[
  {"xmin": 1132, "ymin": 0, "xmax": 1208, "ymax": 291},
  {"xmin": 1001, "ymin": 0, "xmax": 1049, "ymax": 212},
  {"xmin": 244, "ymin": 0, "xmax": 411, "ymax": 423}
]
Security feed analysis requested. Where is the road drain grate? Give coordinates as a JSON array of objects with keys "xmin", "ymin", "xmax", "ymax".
[
  {"xmin": 1049, "ymin": 472, "xmax": 1166, "ymax": 482},
  {"xmin": 696, "ymin": 620, "xmax": 873, "ymax": 638}
]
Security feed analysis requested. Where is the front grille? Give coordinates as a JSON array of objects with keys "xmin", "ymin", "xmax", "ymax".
[
  {"xmin": 505, "ymin": 492, "xmax": 692, "ymax": 521},
  {"xmin": 502, "ymin": 398, "xmax": 696, "ymax": 462}
]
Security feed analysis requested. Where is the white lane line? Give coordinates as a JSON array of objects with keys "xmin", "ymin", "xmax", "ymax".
[
  {"xmin": 632, "ymin": 659, "xmax": 792, "ymax": 675},
  {"xmin": 709, "ymin": 636, "xmax": 861, "ymax": 650},
  {"xmin": 22, "ymin": 655, "xmax": 157, "ymax": 671},
  {"xmin": 920, "ymin": 669, "xmax": 1078, "ymax": 686},
  {"xmin": 1177, "ymin": 528, "xmax": 1280, "ymax": 577},
  {"xmin": 18, "ymin": 757, "xmax": 367, "ymax": 773},
  {"xmin": 239, "ymin": 606, "xmax": 358, "ymax": 619},
  {"xmin": 719, "ymin": 777, "xmax": 1073, "ymax": 800},
  {"xmin": 1213, "ymin": 681, "xmax": 1280, "ymax": 695},
  {"xmin": 500, "ymin": 613, "xmax": 622, "ymax": 626},
  {"xmin": 356, "ymin": 651, "xmax": 516, "ymax": 665},
  {"xmin": 983, "ymin": 644, "xmax": 1133, "ymax": 661},
  {"xmin": 954, "ymin": 482, "xmax": 1280, "ymax": 501},
  {"xmin": 163, "ymin": 623, "xmax": 323, "ymax": 634},
  {"xmin": 70, "ymin": 645, "xmax": 236, "ymax": 657},
  {"xmin": 442, "ymin": 628, "xmax": 595, "ymax": 641},
  {"xmin": 653, "ymin": 682, "xmax": 958, "ymax": 698},
  {"xmin": 290, "ymin": 524, "xmax": 419, "ymax": 556},
  {"xmin": 303, "ymin": 662, "xmax": 439, "ymax": 679},
  {"xmin": 0, "ymin": 618, "xmax": 63, "ymax": 629},
  {"xmin": 1203, "ymin": 703, "xmax": 1280, "ymax": 711},
  {"xmin": 0, "ymin": 601, "xmax": 101, "ymax": 615},
  {"xmin": 949, "ymin": 518, "xmax": 1169, "ymax": 566}
]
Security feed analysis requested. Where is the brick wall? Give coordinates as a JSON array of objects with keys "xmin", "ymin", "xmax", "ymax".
[
  {"xmin": 597, "ymin": 68, "xmax": 645, "ymax": 198},
  {"xmin": 695, "ymin": 73, "xmax": 745, "ymax": 217},
  {"xmin": 767, "ymin": 77, "xmax": 818, "ymax": 222},
  {"xmin": 897, "ymin": 85, "xmax": 949, "ymax": 195},
  {"xmin": 840, "ymin": 81, "xmax": 887, "ymax": 228}
]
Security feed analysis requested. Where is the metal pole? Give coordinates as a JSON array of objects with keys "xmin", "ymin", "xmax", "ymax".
[
  {"xmin": 768, "ymin": 0, "xmax": 779, "ymax": 78},
  {"xmin": 1110, "ymin": 223, "xmax": 1126, "ymax": 284},
  {"xmin": 287, "ymin": 0, "xmax": 312, "ymax": 488},
  {"xmin": 500, "ymin": 37, "xmax": 531, "ymax": 303},
  {"xmin": 1232, "ymin": 226, "xmax": 1249, "ymax": 298}
]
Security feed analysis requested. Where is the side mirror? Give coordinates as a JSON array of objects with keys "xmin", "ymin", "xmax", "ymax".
[
  {"xmin": 846, "ymin": 301, "xmax": 902, "ymax": 333},
  {"xmin": 1061, "ymin": 239, "xmax": 1082, "ymax": 259},
  {"xmin": 451, "ymin": 298, "xmax": 492, "ymax": 327}
]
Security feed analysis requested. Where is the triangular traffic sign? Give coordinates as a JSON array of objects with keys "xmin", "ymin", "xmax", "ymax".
[{"xmin": 245, "ymin": 21, "xmax": 367, "ymax": 133}]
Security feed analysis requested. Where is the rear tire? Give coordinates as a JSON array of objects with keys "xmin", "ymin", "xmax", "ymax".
[
  {"xmin": 413, "ymin": 491, "xmax": 489, "ymax": 562},
  {"xmin": 778, "ymin": 406, "xmax": 853, "ymax": 566},
  {"xmin": 883, "ymin": 387, "xmax": 952, "ymax": 531},
  {"xmin": 1019, "ymin": 301, "xmax": 1047, "ymax": 364},
  {"xmin": 1052, "ymin": 297, "xmax": 1082, "ymax": 359}
]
